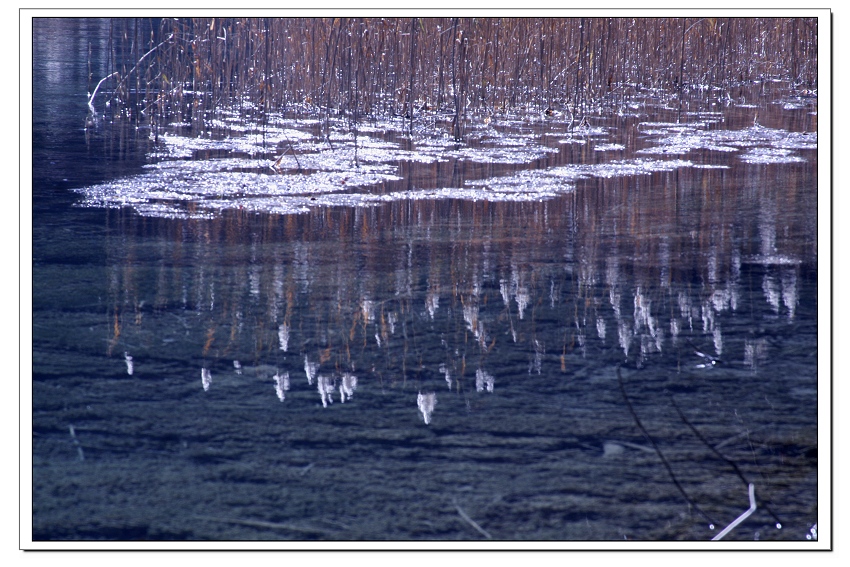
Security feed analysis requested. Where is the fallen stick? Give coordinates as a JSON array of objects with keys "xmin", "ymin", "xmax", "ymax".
[
  {"xmin": 453, "ymin": 499, "xmax": 492, "ymax": 539},
  {"xmin": 712, "ymin": 483, "xmax": 757, "ymax": 541},
  {"xmin": 615, "ymin": 440, "xmax": 657, "ymax": 454},
  {"xmin": 713, "ymin": 426, "xmax": 768, "ymax": 450}
]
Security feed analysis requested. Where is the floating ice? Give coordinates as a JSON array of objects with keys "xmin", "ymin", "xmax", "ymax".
[
  {"xmin": 467, "ymin": 157, "xmax": 692, "ymax": 196},
  {"xmin": 739, "ymin": 147, "xmax": 806, "ymax": 164},
  {"xmin": 154, "ymin": 128, "xmax": 311, "ymax": 160},
  {"xmin": 75, "ymin": 107, "xmax": 808, "ymax": 218},
  {"xmin": 594, "ymin": 143, "xmax": 625, "ymax": 152},
  {"xmin": 439, "ymin": 144, "xmax": 557, "ymax": 164},
  {"xmin": 637, "ymin": 122, "xmax": 815, "ymax": 161},
  {"xmin": 76, "ymin": 160, "xmax": 402, "ymax": 218}
]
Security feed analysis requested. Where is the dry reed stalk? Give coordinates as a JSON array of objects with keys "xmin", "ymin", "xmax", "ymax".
[{"xmin": 711, "ymin": 483, "xmax": 757, "ymax": 541}]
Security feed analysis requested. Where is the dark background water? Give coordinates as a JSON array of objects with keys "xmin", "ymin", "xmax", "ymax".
[{"xmin": 30, "ymin": 18, "xmax": 819, "ymax": 543}]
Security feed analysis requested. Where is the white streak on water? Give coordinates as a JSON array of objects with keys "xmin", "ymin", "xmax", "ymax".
[{"xmin": 417, "ymin": 392, "xmax": 436, "ymax": 424}]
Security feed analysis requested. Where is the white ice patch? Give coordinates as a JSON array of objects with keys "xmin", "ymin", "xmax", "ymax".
[
  {"xmin": 467, "ymin": 157, "xmax": 692, "ymax": 195},
  {"xmin": 438, "ymin": 144, "xmax": 557, "ymax": 164},
  {"xmin": 75, "ymin": 109, "xmax": 808, "ymax": 219},
  {"xmin": 594, "ymin": 143, "xmax": 625, "ymax": 152},
  {"xmin": 739, "ymin": 147, "xmax": 807, "ymax": 164},
  {"xmin": 155, "ymin": 128, "xmax": 313, "ymax": 160},
  {"xmin": 637, "ymin": 123, "xmax": 815, "ymax": 162},
  {"xmin": 75, "ymin": 160, "xmax": 402, "ymax": 218}
]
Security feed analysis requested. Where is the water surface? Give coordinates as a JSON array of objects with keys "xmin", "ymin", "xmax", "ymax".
[{"xmin": 31, "ymin": 18, "xmax": 819, "ymax": 544}]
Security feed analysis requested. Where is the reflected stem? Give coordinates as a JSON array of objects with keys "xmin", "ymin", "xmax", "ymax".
[
  {"xmin": 616, "ymin": 366, "xmax": 717, "ymax": 529},
  {"xmin": 670, "ymin": 396, "xmax": 783, "ymax": 527}
]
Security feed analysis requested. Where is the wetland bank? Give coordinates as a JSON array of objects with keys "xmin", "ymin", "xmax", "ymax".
[{"xmin": 30, "ymin": 15, "xmax": 821, "ymax": 544}]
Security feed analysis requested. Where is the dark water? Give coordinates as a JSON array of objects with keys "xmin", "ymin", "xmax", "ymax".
[{"xmin": 31, "ymin": 18, "xmax": 819, "ymax": 544}]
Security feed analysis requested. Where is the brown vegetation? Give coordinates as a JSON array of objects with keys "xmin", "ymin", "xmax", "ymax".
[{"xmin": 98, "ymin": 17, "xmax": 817, "ymax": 131}]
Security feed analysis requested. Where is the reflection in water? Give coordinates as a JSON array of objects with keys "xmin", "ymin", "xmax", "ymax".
[
  {"xmin": 304, "ymin": 357, "xmax": 318, "ymax": 386},
  {"xmin": 32, "ymin": 17, "xmax": 819, "ymax": 543},
  {"xmin": 744, "ymin": 339, "xmax": 769, "ymax": 371},
  {"xmin": 340, "ymin": 373, "xmax": 358, "ymax": 403},
  {"xmin": 124, "ymin": 352, "xmax": 134, "ymax": 375},
  {"xmin": 317, "ymin": 375, "xmax": 335, "ymax": 408},
  {"xmin": 273, "ymin": 372, "xmax": 290, "ymax": 402},
  {"xmin": 438, "ymin": 363, "xmax": 452, "ymax": 389},
  {"xmin": 417, "ymin": 392, "xmax": 437, "ymax": 425},
  {"xmin": 475, "ymin": 369, "xmax": 495, "ymax": 393},
  {"xmin": 101, "ymin": 153, "xmax": 815, "ymax": 416},
  {"xmin": 278, "ymin": 323, "xmax": 290, "ymax": 351}
]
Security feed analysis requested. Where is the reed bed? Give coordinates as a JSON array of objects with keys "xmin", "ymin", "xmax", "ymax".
[{"xmin": 94, "ymin": 17, "xmax": 817, "ymax": 135}]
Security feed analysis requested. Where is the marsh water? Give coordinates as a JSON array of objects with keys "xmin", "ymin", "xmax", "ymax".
[{"xmin": 31, "ymin": 19, "xmax": 819, "ymax": 542}]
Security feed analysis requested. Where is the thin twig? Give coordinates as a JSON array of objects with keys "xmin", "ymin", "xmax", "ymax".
[
  {"xmin": 616, "ymin": 367, "xmax": 716, "ymax": 527},
  {"xmin": 671, "ymin": 397, "xmax": 782, "ymax": 527},
  {"xmin": 712, "ymin": 483, "xmax": 757, "ymax": 541},
  {"xmin": 615, "ymin": 440, "xmax": 657, "ymax": 454},
  {"xmin": 106, "ymin": 34, "xmax": 175, "ymax": 107},
  {"xmin": 87, "ymin": 71, "xmax": 119, "ymax": 112},
  {"xmin": 453, "ymin": 498, "xmax": 492, "ymax": 539},
  {"xmin": 298, "ymin": 462, "xmax": 315, "ymax": 476},
  {"xmin": 280, "ymin": 130, "xmax": 303, "ymax": 172},
  {"xmin": 714, "ymin": 426, "xmax": 767, "ymax": 450}
]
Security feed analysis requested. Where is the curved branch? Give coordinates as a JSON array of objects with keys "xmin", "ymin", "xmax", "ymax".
[
  {"xmin": 104, "ymin": 33, "xmax": 175, "ymax": 108},
  {"xmin": 88, "ymin": 71, "xmax": 119, "ymax": 112}
]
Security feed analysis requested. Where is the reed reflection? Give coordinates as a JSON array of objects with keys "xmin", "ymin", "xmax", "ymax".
[{"xmin": 103, "ymin": 155, "xmax": 815, "ymax": 420}]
